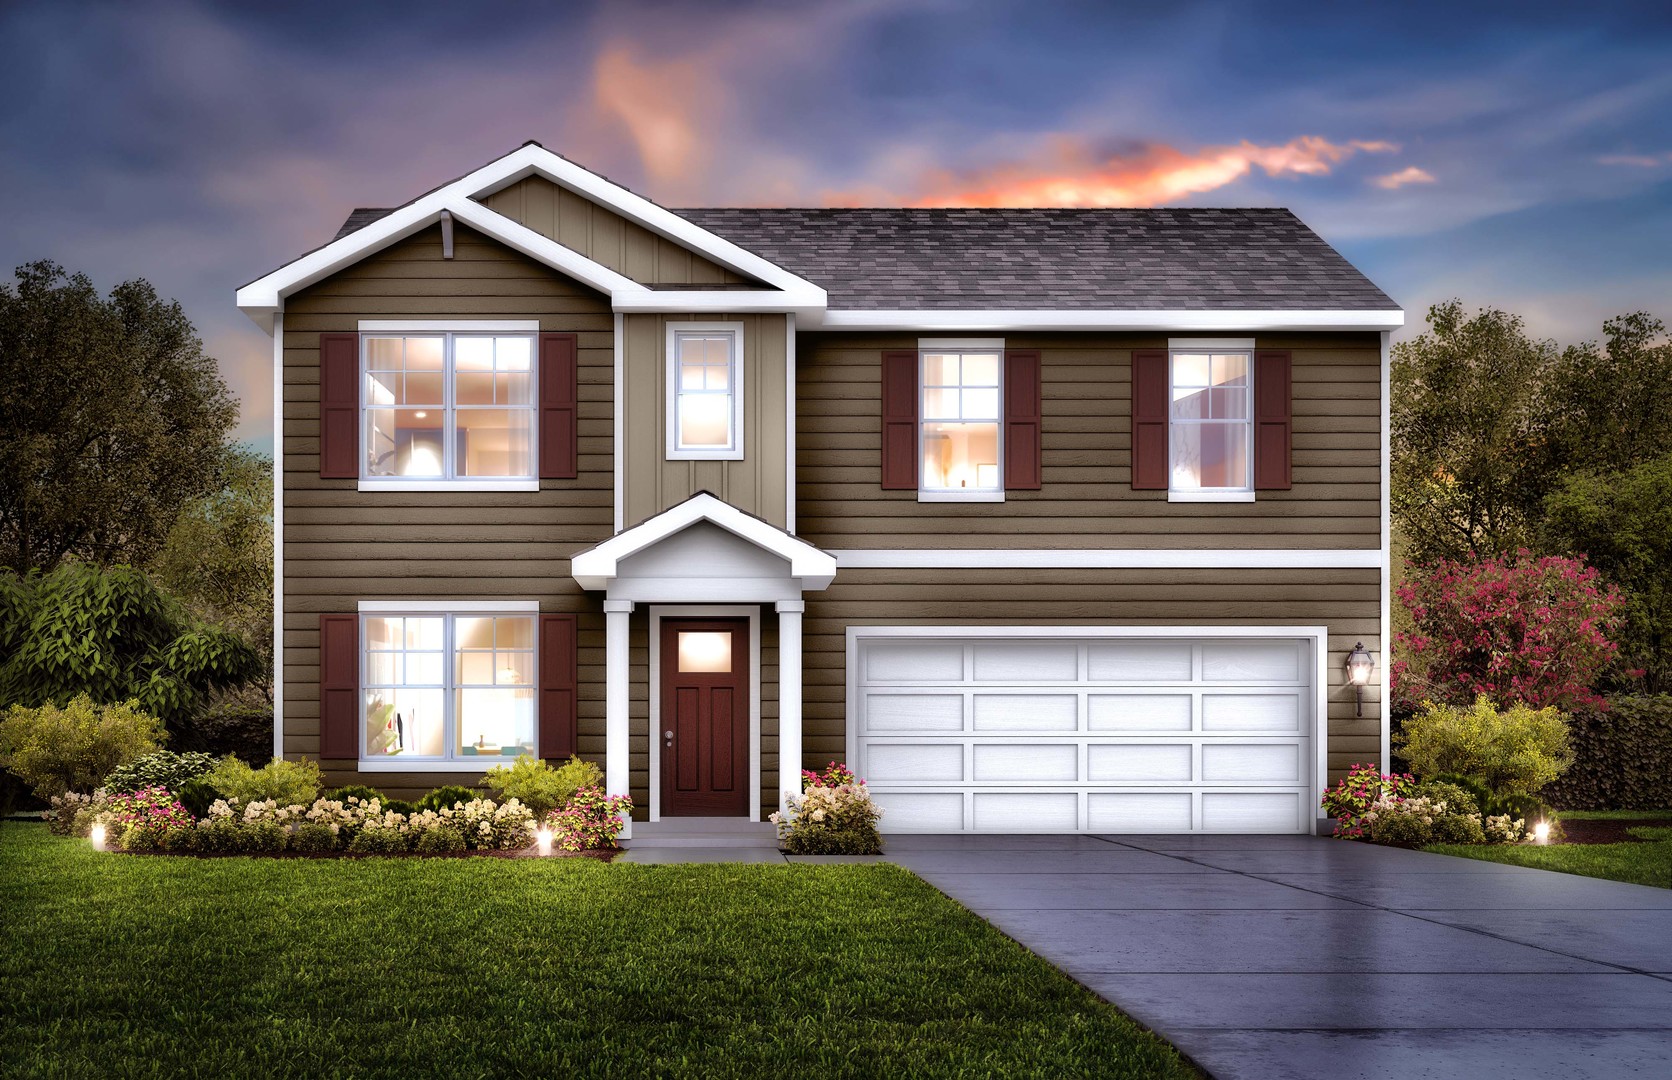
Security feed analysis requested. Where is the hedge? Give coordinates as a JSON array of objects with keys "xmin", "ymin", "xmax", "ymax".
[{"xmin": 1544, "ymin": 695, "xmax": 1672, "ymax": 810}]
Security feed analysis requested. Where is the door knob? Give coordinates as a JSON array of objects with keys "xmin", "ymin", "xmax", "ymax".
[{"xmin": 663, "ymin": 730, "xmax": 674, "ymax": 746}]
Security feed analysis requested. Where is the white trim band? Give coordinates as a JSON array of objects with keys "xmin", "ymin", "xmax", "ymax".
[
  {"xmin": 813, "ymin": 309, "xmax": 1405, "ymax": 332},
  {"xmin": 830, "ymin": 548, "xmax": 1382, "ymax": 569},
  {"xmin": 358, "ymin": 320, "xmax": 538, "ymax": 332},
  {"xmin": 357, "ymin": 600, "xmax": 541, "ymax": 612}
]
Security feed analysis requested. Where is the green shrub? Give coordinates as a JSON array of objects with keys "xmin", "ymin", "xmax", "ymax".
[
  {"xmin": 0, "ymin": 695, "xmax": 165, "ymax": 799},
  {"xmin": 102, "ymin": 750, "xmax": 219, "ymax": 794},
  {"xmin": 205, "ymin": 756, "xmax": 321, "ymax": 806},
  {"xmin": 483, "ymin": 755, "xmax": 601, "ymax": 817},
  {"xmin": 1416, "ymin": 779, "xmax": 1486, "ymax": 818},
  {"xmin": 192, "ymin": 817, "xmax": 245, "ymax": 854},
  {"xmin": 1371, "ymin": 799, "xmax": 1486, "ymax": 845},
  {"xmin": 414, "ymin": 827, "xmax": 466, "ymax": 855},
  {"xmin": 158, "ymin": 825, "xmax": 198, "ymax": 853},
  {"xmin": 327, "ymin": 785, "xmax": 387, "ymax": 806},
  {"xmin": 380, "ymin": 798, "xmax": 416, "ymax": 816},
  {"xmin": 417, "ymin": 785, "xmax": 479, "ymax": 813},
  {"xmin": 176, "ymin": 776, "xmax": 223, "ymax": 819},
  {"xmin": 46, "ymin": 791, "xmax": 100, "ymax": 835},
  {"xmin": 1543, "ymin": 695, "xmax": 1672, "ymax": 809},
  {"xmin": 70, "ymin": 805, "xmax": 102, "ymax": 838},
  {"xmin": 781, "ymin": 827, "xmax": 885, "ymax": 856},
  {"xmin": 242, "ymin": 821, "xmax": 289, "ymax": 854},
  {"xmin": 291, "ymin": 822, "xmax": 337, "ymax": 854},
  {"xmin": 348, "ymin": 827, "xmax": 409, "ymax": 855},
  {"xmin": 1397, "ymin": 697, "xmax": 1573, "ymax": 798}
]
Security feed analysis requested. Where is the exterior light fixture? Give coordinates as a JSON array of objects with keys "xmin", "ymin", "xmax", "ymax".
[
  {"xmin": 1532, "ymin": 821, "xmax": 1550, "ymax": 845},
  {"xmin": 90, "ymin": 823, "xmax": 107, "ymax": 851},
  {"xmin": 536, "ymin": 827, "xmax": 553, "ymax": 856},
  {"xmin": 1345, "ymin": 642, "xmax": 1375, "ymax": 717}
]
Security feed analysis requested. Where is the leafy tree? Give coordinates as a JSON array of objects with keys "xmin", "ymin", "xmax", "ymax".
[
  {"xmin": 0, "ymin": 695, "xmax": 165, "ymax": 799},
  {"xmin": 1539, "ymin": 313, "xmax": 1672, "ymax": 478},
  {"xmin": 0, "ymin": 261, "xmax": 238, "ymax": 573},
  {"xmin": 0, "ymin": 562, "xmax": 260, "ymax": 724},
  {"xmin": 1393, "ymin": 550, "xmax": 1624, "ymax": 712},
  {"xmin": 1391, "ymin": 301, "xmax": 1574, "ymax": 563},
  {"xmin": 1543, "ymin": 453, "xmax": 1672, "ymax": 692}
]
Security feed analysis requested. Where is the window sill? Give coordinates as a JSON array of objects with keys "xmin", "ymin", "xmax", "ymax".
[
  {"xmin": 1168, "ymin": 490, "xmax": 1256, "ymax": 503},
  {"xmin": 357, "ymin": 480, "xmax": 540, "ymax": 492},
  {"xmin": 357, "ymin": 759, "xmax": 519, "ymax": 773},
  {"xmin": 665, "ymin": 450, "xmax": 745, "ymax": 462},
  {"xmin": 917, "ymin": 490, "xmax": 1006, "ymax": 503}
]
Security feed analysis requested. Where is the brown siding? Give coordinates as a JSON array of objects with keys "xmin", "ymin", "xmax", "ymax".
[
  {"xmin": 795, "ymin": 331, "xmax": 1382, "ymax": 549},
  {"xmin": 281, "ymin": 222, "xmax": 614, "ymax": 797},
  {"xmin": 800, "ymin": 568, "xmax": 1382, "ymax": 784},
  {"xmin": 480, "ymin": 176, "xmax": 757, "ymax": 286},
  {"xmin": 621, "ymin": 313, "xmax": 789, "ymax": 529}
]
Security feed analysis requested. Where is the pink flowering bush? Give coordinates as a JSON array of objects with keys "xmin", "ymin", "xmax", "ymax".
[
  {"xmin": 544, "ymin": 786, "xmax": 633, "ymax": 851},
  {"xmin": 772, "ymin": 761, "xmax": 883, "ymax": 855},
  {"xmin": 1320, "ymin": 764, "xmax": 1413, "ymax": 840},
  {"xmin": 101, "ymin": 785, "xmax": 193, "ymax": 850},
  {"xmin": 1394, "ymin": 550, "xmax": 1624, "ymax": 712}
]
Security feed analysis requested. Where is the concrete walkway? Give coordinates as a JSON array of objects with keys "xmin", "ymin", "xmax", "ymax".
[{"xmin": 886, "ymin": 833, "xmax": 1672, "ymax": 1080}]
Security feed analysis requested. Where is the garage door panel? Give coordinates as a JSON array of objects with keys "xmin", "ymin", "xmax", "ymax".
[
  {"xmin": 876, "ymin": 792, "xmax": 964, "ymax": 831},
  {"xmin": 866, "ymin": 640, "xmax": 963, "ymax": 682},
  {"xmin": 1088, "ymin": 639, "xmax": 1193, "ymax": 681},
  {"xmin": 974, "ymin": 792, "xmax": 1078, "ymax": 831},
  {"xmin": 1088, "ymin": 792, "xmax": 1193, "ymax": 832},
  {"xmin": 972, "ymin": 640, "xmax": 1078, "ymax": 681},
  {"xmin": 1201, "ymin": 693, "xmax": 1302, "ymax": 732},
  {"xmin": 1087, "ymin": 743, "xmax": 1193, "ymax": 781},
  {"xmin": 1202, "ymin": 639, "xmax": 1304, "ymax": 682},
  {"xmin": 1201, "ymin": 791, "xmax": 1305, "ymax": 832},
  {"xmin": 1088, "ymin": 693, "xmax": 1192, "ymax": 731},
  {"xmin": 972, "ymin": 743, "xmax": 1078, "ymax": 781},
  {"xmin": 1202, "ymin": 743, "xmax": 1303, "ymax": 783},
  {"xmin": 867, "ymin": 743, "xmax": 964, "ymax": 782},
  {"xmin": 865, "ymin": 693, "xmax": 963, "ymax": 731},
  {"xmin": 972, "ymin": 694, "xmax": 1077, "ymax": 731}
]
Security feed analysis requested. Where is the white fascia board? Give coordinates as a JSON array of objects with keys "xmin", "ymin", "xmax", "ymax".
[
  {"xmin": 810, "ymin": 308, "xmax": 1406, "ymax": 332},
  {"xmin": 356, "ymin": 600, "xmax": 541, "ymax": 612},
  {"xmin": 829, "ymin": 548, "xmax": 1383, "ymax": 569},
  {"xmin": 612, "ymin": 289, "xmax": 825, "ymax": 314},
  {"xmin": 572, "ymin": 492, "xmax": 835, "ymax": 590},
  {"xmin": 846, "ymin": 623, "xmax": 1331, "ymax": 641}
]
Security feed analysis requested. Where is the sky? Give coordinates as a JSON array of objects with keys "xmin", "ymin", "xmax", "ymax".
[{"xmin": 3, "ymin": 0, "xmax": 1670, "ymax": 453}]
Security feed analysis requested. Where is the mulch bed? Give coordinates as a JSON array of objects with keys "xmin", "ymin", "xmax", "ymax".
[{"xmin": 1556, "ymin": 818, "xmax": 1672, "ymax": 845}]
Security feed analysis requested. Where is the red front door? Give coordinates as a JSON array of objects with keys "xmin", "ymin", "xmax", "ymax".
[{"xmin": 660, "ymin": 617, "xmax": 750, "ymax": 816}]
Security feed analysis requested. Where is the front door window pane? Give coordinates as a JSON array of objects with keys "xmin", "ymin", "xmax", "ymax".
[{"xmin": 678, "ymin": 631, "xmax": 733, "ymax": 673}]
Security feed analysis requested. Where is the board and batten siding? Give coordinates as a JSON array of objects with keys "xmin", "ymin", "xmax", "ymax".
[
  {"xmin": 281, "ymin": 222, "xmax": 615, "ymax": 798},
  {"xmin": 794, "ymin": 331, "xmax": 1382, "ymax": 550},
  {"xmin": 620, "ymin": 313, "xmax": 790, "ymax": 530},
  {"xmin": 479, "ymin": 175, "xmax": 757, "ymax": 287},
  {"xmin": 799, "ymin": 567, "xmax": 1382, "ymax": 785}
]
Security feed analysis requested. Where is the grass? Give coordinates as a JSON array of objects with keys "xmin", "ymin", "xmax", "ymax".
[
  {"xmin": 1427, "ymin": 809, "xmax": 1672, "ymax": 888},
  {"xmin": 1553, "ymin": 809, "xmax": 1672, "ymax": 821},
  {"xmin": 0, "ymin": 824, "xmax": 1196, "ymax": 1079}
]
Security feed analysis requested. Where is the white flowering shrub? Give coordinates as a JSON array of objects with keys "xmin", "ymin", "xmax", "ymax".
[
  {"xmin": 771, "ymin": 763, "xmax": 883, "ymax": 855},
  {"xmin": 1483, "ymin": 814, "xmax": 1529, "ymax": 843},
  {"xmin": 1362, "ymin": 793, "xmax": 1485, "ymax": 845}
]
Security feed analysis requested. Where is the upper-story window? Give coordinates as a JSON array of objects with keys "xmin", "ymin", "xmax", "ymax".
[
  {"xmin": 363, "ymin": 331, "xmax": 536, "ymax": 481},
  {"xmin": 667, "ymin": 323, "xmax": 744, "ymax": 460},
  {"xmin": 1169, "ymin": 347, "xmax": 1253, "ymax": 495},
  {"xmin": 920, "ymin": 344, "xmax": 1003, "ymax": 499}
]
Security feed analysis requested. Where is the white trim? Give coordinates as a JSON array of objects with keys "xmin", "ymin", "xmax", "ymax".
[
  {"xmin": 648, "ymin": 605, "xmax": 761, "ymax": 823},
  {"xmin": 572, "ymin": 492, "xmax": 836, "ymax": 591},
  {"xmin": 812, "ymin": 309, "xmax": 1405, "ymax": 332},
  {"xmin": 604, "ymin": 599, "xmax": 634, "ymax": 839},
  {"xmin": 664, "ymin": 322, "xmax": 745, "ymax": 461},
  {"xmin": 614, "ymin": 290, "xmax": 820, "ymax": 314},
  {"xmin": 613, "ymin": 312, "xmax": 625, "ymax": 534},
  {"xmin": 918, "ymin": 337, "xmax": 1005, "ymax": 350},
  {"xmin": 1168, "ymin": 491, "xmax": 1256, "ymax": 503},
  {"xmin": 785, "ymin": 318, "xmax": 796, "ymax": 534},
  {"xmin": 357, "ymin": 480, "xmax": 540, "ymax": 493},
  {"xmin": 1379, "ymin": 329, "xmax": 1393, "ymax": 772},
  {"xmin": 775, "ymin": 599, "xmax": 804, "ymax": 813},
  {"xmin": 1167, "ymin": 337, "xmax": 1255, "ymax": 349},
  {"xmin": 843, "ymin": 623, "xmax": 1330, "ymax": 835},
  {"xmin": 271, "ymin": 313, "xmax": 284, "ymax": 764},
  {"xmin": 917, "ymin": 491, "xmax": 1004, "ymax": 503},
  {"xmin": 357, "ymin": 599, "xmax": 540, "ymax": 612},
  {"xmin": 358, "ymin": 319, "xmax": 537, "ymax": 332},
  {"xmin": 829, "ymin": 548, "xmax": 1382, "ymax": 569},
  {"xmin": 356, "ymin": 760, "xmax": 508, "ymax": 774}
]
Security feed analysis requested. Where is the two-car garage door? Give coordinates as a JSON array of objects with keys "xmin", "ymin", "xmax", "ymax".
[{"xmin": 850, "ymin": 630, "xmax": 1321, "ymax": 834}]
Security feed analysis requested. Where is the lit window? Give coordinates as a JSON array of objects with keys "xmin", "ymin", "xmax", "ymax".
[
  {"xmin": 362, "ymin": 612, "xmax": 536, "ymax": 761},
  {"xmin": 1170, "ymin": 350, "xmax": 1251, "ymax": 492},
  {"xmin": 921, "ymin": 349, "xmax": 1001, "ymax": 496},
  {"xmin": 667, "ymin": 324, "xmax": 743, "ymax": 459},
  {"xmin": 364, "ymin": 334, "xmax": 534, "ymax": 481}
]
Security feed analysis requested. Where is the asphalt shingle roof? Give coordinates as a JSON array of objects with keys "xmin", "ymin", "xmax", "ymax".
[{"xmin": 333, "ymin": 205, "xmax": 1395, "ymax": 311}]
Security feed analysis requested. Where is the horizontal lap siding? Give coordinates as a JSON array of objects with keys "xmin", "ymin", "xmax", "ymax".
[
  {"xmin": 801, "ymin": 567, "xmax": 1381, "ymax": 784},
  {"xmin": 281, "ymin": 223, "xmax": 614, "ymax": 798},
  {"xmin": 795, "ymin": 331, "xmax": 1382, "ymax": 549}
]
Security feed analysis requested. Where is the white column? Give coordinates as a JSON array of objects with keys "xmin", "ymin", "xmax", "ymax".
[
  {"xmin": 604, "ymin": 599, "xmax": 634, "ymax": 835},
  {"xmin": 775, "ymin": 600, "xmax": 805, "ymax": 812}
]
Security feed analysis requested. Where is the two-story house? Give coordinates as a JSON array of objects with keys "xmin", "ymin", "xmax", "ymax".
[{"xmin": 238, "ymin": 142, "xmax": 1400, "ymax": 837}]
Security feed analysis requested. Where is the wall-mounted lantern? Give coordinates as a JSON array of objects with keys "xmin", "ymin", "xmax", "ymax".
[{"xmin": 1346, "ymin": 642, "xmax": 1375, "ymax": 717}]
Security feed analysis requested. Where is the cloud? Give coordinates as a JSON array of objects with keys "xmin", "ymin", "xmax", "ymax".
[
  {"xmin": 1373, "ymin": 165, "xmax": 1437, "ymax": 190},
  {"xmin": 588, "ymin": 42, "xmax": 723, "ymax": 200},
  {"xmin": 1599, "ymin": 153, "xmax": 1669, "ymax": 167},
  {"xmin": 824, "ymin": 134, "xmax": 1399, "ymax": 207}
]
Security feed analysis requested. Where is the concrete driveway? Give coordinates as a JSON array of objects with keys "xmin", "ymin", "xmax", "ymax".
[{"xmin": 886, "ymin": 834, "xmax": 1672, "ymax": 1080}]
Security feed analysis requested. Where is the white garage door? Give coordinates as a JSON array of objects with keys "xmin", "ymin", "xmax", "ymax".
[{"xmin": 851, "ymin": 631, "xmax": 1319, "ymax": 834}]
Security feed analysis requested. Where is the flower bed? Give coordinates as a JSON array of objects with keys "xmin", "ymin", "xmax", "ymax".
[
  {"xmin": 771, "ymin": 762, "xmax": 884, "ymax": 855},
  {"xmin": 1322, "ymin": 764, "xmax": 1535, "ymax": 847}
]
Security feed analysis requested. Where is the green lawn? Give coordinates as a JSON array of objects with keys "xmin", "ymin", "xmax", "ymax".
[
  {"xmin": 1427, "ymin": 809, "xmax": 1672, "ymax": 889},
  {"xmin": 0, "ymin": 824, "xmax": 1196, "ymax": 1079}
]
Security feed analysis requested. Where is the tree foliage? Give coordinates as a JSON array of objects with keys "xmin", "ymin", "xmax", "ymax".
[
  {"xmin": 0, "ymin": 261, "xmax": 238, "ymax": 573},
  {"xmin": 1539, "ymin": 312, "xmax": 1672, "ymax": 478},
  {"xmin": 0, "ymin": 695, "xmax": 165, "ymax": 799},
  {"xmin": 0, "ymin": 562, "xmax": 260, "ymax": 723},
  {"xmin": 1395, "ymin": 698, "xmax": 1573, "ymax": 799}
]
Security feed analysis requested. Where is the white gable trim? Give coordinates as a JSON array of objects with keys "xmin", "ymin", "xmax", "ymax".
[
  {"xmin": 811, "ymin": 308, "xmax": 1405, "ymax": 332},
  {"xmin": 572, "ymin": 492, "xmax": 836, "ymax": 592},
  {"xmin": 235, "ymin": 143, "xmax": 826, "ymax": 329}
]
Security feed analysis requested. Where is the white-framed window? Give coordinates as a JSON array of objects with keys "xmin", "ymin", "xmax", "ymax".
[
  {"xmin": 361, "ymin": 609, "xmax": 537, "ymax": 763},
  {"xmin": 1169, "ymin": 341, "xmax": 1254, "ymax": 497},
  {"xmin": 361, "ymin": 324, "xmax": 537, "ymax": 486},
  {"xmin": 666, "ymin": 322, "xmax": 744, "ymax": 460},
  {"xmin": 920, "ymin": 339, "xmax": 1003, "ymax": 501}
]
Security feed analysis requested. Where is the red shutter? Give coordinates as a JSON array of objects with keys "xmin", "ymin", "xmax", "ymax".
[
  {"xmin": 1253, "ymin": 349, "xmax": 1293, "ymax": 490},
  {"xmin": 1131, "ymin": 349, "xmax": 1170, "ymax": 490},
  {"xmin": 1003, "ymin": 349, "xmax": 1042, "ymax": 489},
  {"xmin": 539, "ymin": 332, "xmax": 578, "ymax": 480},
  {"xmin": 538, "ymin": 614, "xmax": 578, "ymax": 761},
  {"xmin": 318, "ymin": 614, "xmax": 359, "ymax": 759},
  {"xmin": 880, "ymin": 350, "xmax": 919, "ymax": 490},
  {"xmin": 318, "ymin": 332, "xmax": 359, "ymax": 479}
]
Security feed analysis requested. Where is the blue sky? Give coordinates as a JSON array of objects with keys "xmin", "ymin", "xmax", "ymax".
[{"xmin": 3, "ymin": 0, "xmax": 1670, "ymax": 451}]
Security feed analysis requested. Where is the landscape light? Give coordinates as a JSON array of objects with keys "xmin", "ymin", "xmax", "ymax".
[
  {"xmin": 90, "ymin": 823, "xmax": 107, "ymax": 851},
  {"xmin": 1345, "ymin": 642, "xmax": 1375, "ymax": 717},
  {"xmin": 1532, "ymin": 821, "xmax": 1550, "ymax": 845},
  {"xmin": 536, "ymin": 827, "xmax": 553, "ymax": 856}
]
